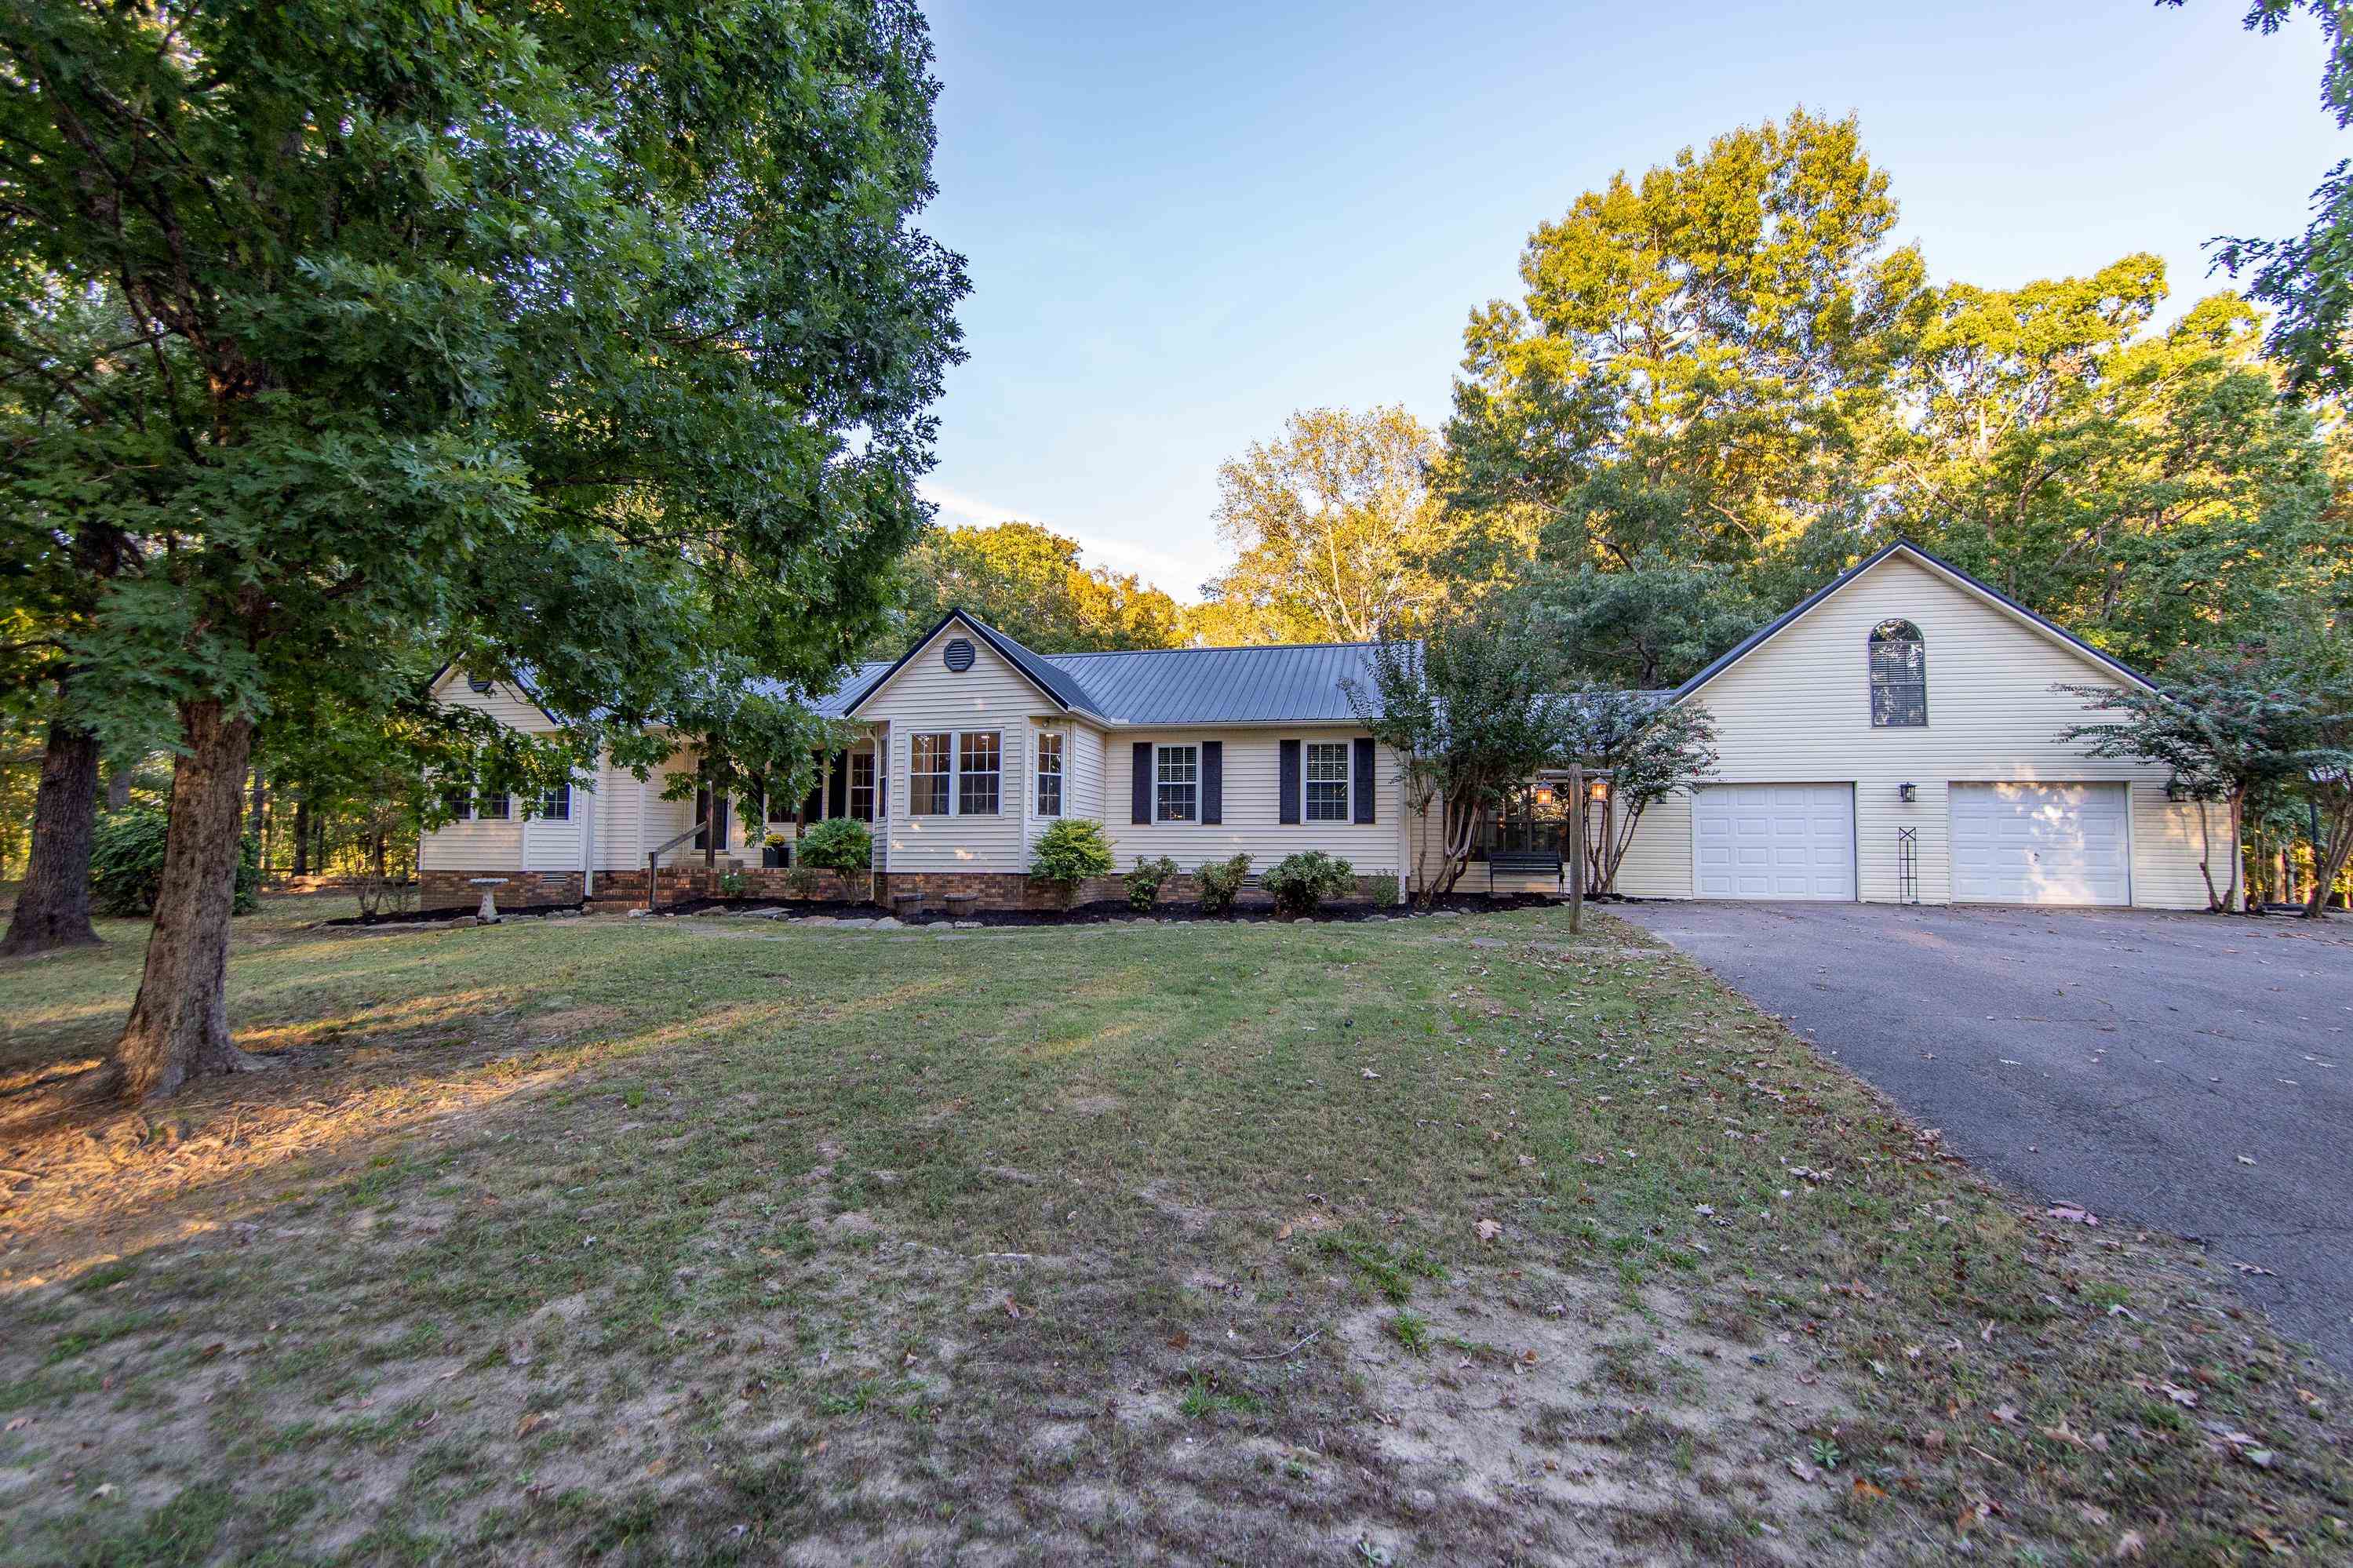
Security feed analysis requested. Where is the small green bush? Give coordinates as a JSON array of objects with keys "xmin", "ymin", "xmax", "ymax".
[
  {"xmin": 796, "ymin": 817, "xmax": 872, "ymax": 872},
  {"xmin": 1195, "ymin": 853, "xmax": 1251, "ymax": 915},
  {"xmin": 1030, "ymin": 818, "xmax": 1116, "ymax": 882},
  {"xmin": 1370, "ymin": 876, "xmax": 1399, "ymax": 909},
  {"xmin": 89, "ymin": 807, "xmax": 260, "ymax": 917},
  {"xmin": 717, "ymin": 871, "xmax": 747, "ymax": 897},
  {"xmin": 1262, "ymin": 850, "xmax": 1355, "ymax": 918},
  {"xmin": 1124, "ymin": 854, "xmax": 1178, "ymax": 911}
]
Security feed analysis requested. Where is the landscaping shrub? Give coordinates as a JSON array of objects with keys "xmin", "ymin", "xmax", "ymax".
[
  {"xmin": 89, "ymin": 807, "xmax": 260, "ymax": 917},
  {"xmin": 1370, "ymin": 875, "xmax": 1399, "ymax": 909},
  {"xmin": 1124, "ymin": 854, "xmax": 1178, "ymax": 910},
  {"xmin": 717, "ymin": 871, "xmax": 747, "ymax": 897},
  {"xmin": 1030, "ymin": 818, "xmax": 1116, "ymax": 882},
  {"xmin": 1195, "ymin": 853, "xmax": 1251, "ymax": 915},
  {"xmin": 1262, "ymin": 850, "xmax": 1355, "ymax": 917},
  {"xmin": 796, "ymin": 817, "xmax": 872, "ymax": 872}
]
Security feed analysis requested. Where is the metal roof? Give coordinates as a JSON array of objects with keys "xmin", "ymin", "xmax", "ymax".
[
  {"xmin": 1047, "ymin": 641, "xmax": 1388, "ymax": 726},
  {"xmin": 808, "ymin": 662, "xmax": 895, "ymax": 718}
]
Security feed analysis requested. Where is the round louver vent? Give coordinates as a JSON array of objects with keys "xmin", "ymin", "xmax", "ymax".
[
  {"xmin": 467, "ymin": 676, "xmax": 494, "ymax": 694},
  {"xmin": 942, "ymin": 638, "xmax": 975, "ymax": 672}
]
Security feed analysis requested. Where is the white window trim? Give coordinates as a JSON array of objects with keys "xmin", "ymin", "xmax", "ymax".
[
  {"xmin": 957, "ymin": 729, "xmax": 1003, "ymax": 817},
  {"xmin": 1304, "ymin": 740, "xmax": 1350, "ymax": 824},
  {"xmin": 1155, "ymin": 742, "xmax": 1200, "ymax": 824},
  {"xmin": 910, "ymin": 731, "xmax": 952, "ymax": 817},
  {"xmin": 849, "ymin": 749, "xmax": 876, "ymax": 823},
  {"xmin": 536, "ymin": 784, "xmax": 571, "ymax": 822},
  {"xmin": 1036, "ymin": 730, "xmax": 1064, "ymax": 817}
]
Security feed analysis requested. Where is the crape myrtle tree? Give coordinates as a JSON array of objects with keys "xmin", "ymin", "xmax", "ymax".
[
  {"xmin": 0, "ymin": 0, "xmax": 965, "ymax": 1099},
  {"xmin": 1555, "ymin": 685, "xmax": 1717, "ymax": 894},
  {"xmin": 1344, "ymin": 599, "xmax": 1572, "ymax": 905},
  {"xmin": 2059, "ymin": 646, "xmax": 2329, "ymax": 914}
]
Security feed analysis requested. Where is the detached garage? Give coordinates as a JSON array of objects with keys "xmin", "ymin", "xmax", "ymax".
[
  {"xmin": 1604, "ymin": 542, "xmax": 2213, "ymax": 910},
  {"xmin": 1949, "ymin": 783, "xmax": 2129, "ymax": 906}
]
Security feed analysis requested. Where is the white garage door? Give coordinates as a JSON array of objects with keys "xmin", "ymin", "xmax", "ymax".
[
  {"xmin": 1950, "ymin": 783, "xmax": 2129, "ymax": 906},
  {"xmin": 1693, "ymin": 784, "xmax": 1856, "ymax": 900}
]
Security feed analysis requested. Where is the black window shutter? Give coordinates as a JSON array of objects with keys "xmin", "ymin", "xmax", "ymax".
[
  {"xmin": 1278, "ymin": 739, "xmax": 1301, "ymax": 824},
  {"xmin": 1353, "ymin": 737, "xmax": 1375, "ymax": 824},
  {"xmin": 1200, "ymin": 741, "xmax": 1223, "ymax": 824},
  {"xmin": 1131, "ymin": 742, "xmax": 1153, "ymax": 824},
  {"xmin": 830, "ymin": 752, "xmax": 851, "ymax": 818}
]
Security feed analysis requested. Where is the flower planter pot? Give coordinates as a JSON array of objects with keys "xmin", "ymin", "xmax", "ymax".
[
  {"xmin": 892, "ymin": 892, "xmax": 925, "ymax": 922},
  {"xmin": 943, "ymin": 893, "xmax": 979, "ymax": 921},
  {"xmin": 761, "ymin": 846, "xmax": 787, "ymax": 868}
]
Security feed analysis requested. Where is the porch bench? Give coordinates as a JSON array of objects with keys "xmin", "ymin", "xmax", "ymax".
[{"xmin": 1486, "ymin": 849, "xmax": 1564, "ymax": 893}]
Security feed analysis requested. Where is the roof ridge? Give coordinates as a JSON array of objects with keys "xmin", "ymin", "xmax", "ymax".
[{"xmin": 1047, "ymin": 638, "xmax": 1391, "ymax": 659}]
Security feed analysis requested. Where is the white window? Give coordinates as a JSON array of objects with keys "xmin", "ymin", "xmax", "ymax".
[
  {"xmin": 481, "ymin": 791, "xmax": 512, "ymax": 821},
  {"xmin": 1036, "ymin": 732, "xmax": 1063, "ymax": 817},
  {"xmin": 911, "ymin": 733, "xmax": 951, "ymax": 815},
  {"xmin": 537, "ymin": 784, "xmax": 570, "ymax": 821},
  {"xmin": 959, "ymin": 732, "xmax": 1001, "ymax": 815},
  {"xmin": 1868, "ymin": 619, "xmax": 1927, "ymax": 727},
  {"xmin": 443, "ymin": 788, "xmax": 472, "ymax": 821},
  {"xmin": 1156, "ymin": 744, "xmax": 1198, "ymax": 822},
  {"xmin": 849, "ymin": 751, "xmax": 876, "ymax": 822},
  {"xmin": 1305, "ymin": 742, "xmax": 1350, "ymax": 821}
]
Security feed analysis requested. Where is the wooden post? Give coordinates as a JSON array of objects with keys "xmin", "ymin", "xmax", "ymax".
[{"xmin": 1566, "ymin": 764, "xmax": 1586, "ymax": 934}]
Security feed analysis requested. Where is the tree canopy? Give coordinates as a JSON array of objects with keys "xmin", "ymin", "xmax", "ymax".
[
  {"xmin": 0, "ymin": 0, "xmax": 966, "ymax": 1097},
  {"xmin": 868, "ymin": 520, "xmax": 1183, "ymax": 657},
  {"xmin": 1200, "ymin": 406, "xmax": 1454, "ymax": 644}
]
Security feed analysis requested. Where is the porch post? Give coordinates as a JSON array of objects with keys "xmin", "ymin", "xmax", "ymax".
[{"xmin": 1567, "ymin": 762, "xmax": 1586, "ymax": 935}]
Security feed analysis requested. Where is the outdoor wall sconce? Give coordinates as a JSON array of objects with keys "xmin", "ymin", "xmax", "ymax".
[
  {"xmin": 1897, "ymin": 782, "xmax": 1918, "ymax": 802},
  {"xmin": 1590, "ymin": 780, "xmax": 1609, "ymax": 802},
  {"xmin": 1532, "ymin": 784, "xmax": 1554, "ymax": 806}
]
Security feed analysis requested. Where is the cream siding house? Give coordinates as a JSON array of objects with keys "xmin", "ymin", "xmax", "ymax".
[
  {"xmin": 416, "ymin": 545, "xmax": 2214, "ymax": 912},
  {"xmin": 1603, "ymin": 544, "xmax": 2209, "ymax": 909}
]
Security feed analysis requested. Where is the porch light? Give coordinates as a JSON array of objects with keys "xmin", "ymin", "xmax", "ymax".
[
  {"xmin": 1898, "ymin": 782, "xmax": 1917, "ymax": 802},
  {"xmin": 1532, "ymin": 784, "xmax": 1554, "ymax": 807},
  {"xmin": 1589, "ymin": 780, "xmax": 1608, "ymax": 802}
]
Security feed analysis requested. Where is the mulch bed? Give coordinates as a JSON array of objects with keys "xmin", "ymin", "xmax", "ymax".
[{"xmin": 650, "ymin": 891, "xmax": 1569, "ymax": 926}]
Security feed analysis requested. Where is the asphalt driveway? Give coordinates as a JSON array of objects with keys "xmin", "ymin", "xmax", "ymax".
[{"xmin": 1616, "ymin": 900, "xmax": 2353, "ymax": 1373}]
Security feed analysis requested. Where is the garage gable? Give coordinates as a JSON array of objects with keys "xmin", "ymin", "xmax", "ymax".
[{"xmin": 1674, "ymin": 542, "xmax": 2151, "ymax": 705}]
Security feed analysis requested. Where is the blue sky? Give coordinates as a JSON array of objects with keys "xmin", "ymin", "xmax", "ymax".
[{"xmin": 913, "ymin": 1, "xmax": 2342, "ymax": 602}]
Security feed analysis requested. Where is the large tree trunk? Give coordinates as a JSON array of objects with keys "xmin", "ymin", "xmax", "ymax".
[
  {"xmin": 2, "ymin": 708, "xmax": 103, "ymax": 957},
  {"xmin": 111, "ymin": 701, "xmax": 264, "ymax": 1101}
]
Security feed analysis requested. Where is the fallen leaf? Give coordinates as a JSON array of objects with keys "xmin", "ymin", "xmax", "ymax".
[
  {"xmin": 1166, "ymin": 1331, "xmax": 1189, "ymax": 1351},
  {"xmin": 1003, "ymin": 1295, "xmax": 1023, "ymax": 1321},
  {"xmin": 1851, "ymin": 1477, "xmax": 1887, "ymax": 1501},
  {"xmin": 516, "ymin": 1412, "xmax": 553, "ymax": 1438},
  {"xmin": 2158, "ymin": 1381, "xmax": 2199, "ymax": 1409},
  {"xmin": 2114, "ymin": 1530, "xmax": 2145, "ymax": 1560},
  {"xmin": 2237, "ymin": 1155, "xmax": 2256, "ymax": 1166},
  {"xmin": 3, "ymin": 1417, "xmax": 28, "ymax": 1433},
  {"xmin": 1360, "ymin": 1069, "xmax": 1380, "ymax": 1080},
  {"xmin": 2047, "ymin": 1204, "xmax": 2099, "ymax": 1226},
  {"xmin": 1475, "ymin": 1219, "xmax": 1501, "ymax": 1242}
]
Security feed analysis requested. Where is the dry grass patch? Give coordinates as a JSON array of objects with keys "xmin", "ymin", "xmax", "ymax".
[{"xmin": 0, "ymin": 898, "xmax": 2346, "ymax": 1565}]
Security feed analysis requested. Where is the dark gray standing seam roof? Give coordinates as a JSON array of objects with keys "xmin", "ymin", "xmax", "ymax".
[
  {"xmin": 1047, "ymin": 642, "xmax": 1387, "ymax": 726},
  {"xmin": 808, "ymin": 662, "xmax": 896, "ymax": 719}
]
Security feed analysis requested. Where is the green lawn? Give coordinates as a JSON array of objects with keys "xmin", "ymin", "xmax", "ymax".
[{"xmin": 1, "ymin": 898, "xmax": 2346, "ymax": 1565}]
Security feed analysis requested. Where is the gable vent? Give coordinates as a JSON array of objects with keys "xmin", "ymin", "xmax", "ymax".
[
  {"xmin": 942, "ymin": 637, "xmax": 975, "ymax": 672},
  {"xmin": 467, "ymin": 676, "xmax": 494, "ymax": 694}
]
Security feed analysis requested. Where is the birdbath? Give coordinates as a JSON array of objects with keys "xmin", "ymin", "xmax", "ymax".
[{"xmin": 468, "ymin": 877, "xmax": 509, "ymax": 924}]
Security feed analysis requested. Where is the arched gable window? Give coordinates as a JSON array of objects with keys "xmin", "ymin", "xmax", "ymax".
[{"xmin": 1868, "ymin": 619, "xmax": 1927, "ymax": 727}]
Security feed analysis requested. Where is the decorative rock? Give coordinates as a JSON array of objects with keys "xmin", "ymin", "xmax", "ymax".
[
  {"xmin": 954, "ymin": 920, "xmax": 983, "ymax": 930},
  {"xmin": 626, "ymin": 908, "xmax": 651, "ymax": 919}
]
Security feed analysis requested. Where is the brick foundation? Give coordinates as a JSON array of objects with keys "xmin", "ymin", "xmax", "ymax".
[{"xmin": 419, "ymin": 870, "xmax": 585, "ymax": 912}]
